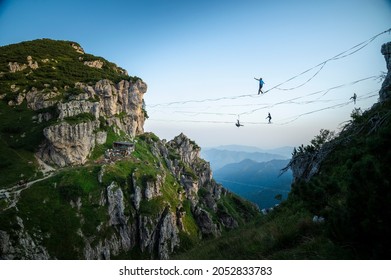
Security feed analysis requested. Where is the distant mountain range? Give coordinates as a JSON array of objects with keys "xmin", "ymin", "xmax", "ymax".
[
  {"xmin": 205, "ymin": 145, "xmax": 294, "ymax": 157},
  {"xmin": 201, "ymin": 145, "xmax": 293, "ymax": 209},
  {"xmin": 214, "ymin": 159, "xmax": 292, "ymax": 209},
  {"xmin": 201, "ymin": 145, "xmax": 292, "ymax": 170}
]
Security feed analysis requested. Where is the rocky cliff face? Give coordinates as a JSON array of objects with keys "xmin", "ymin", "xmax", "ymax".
[
  {"xmin": 39, "ymin": 120, "xmax": 103, "ymax": 167},
  {"xmin": 37, "ymin": 78, "xmax": 147, "ymax": 167},
  {"xmin": 155, "ymin": 134, "xmax": 233, "ymax": 237},
  {"xmin": 0, "ymin": 39, "xmax": 145, "ymax": 167},
  {"xmin": 284, "ymin": 141, "xmax": 335, "ymax": 183},
  {"xmin": 6, "ymin": 77, "xmax": 146, "ymax": 168}
]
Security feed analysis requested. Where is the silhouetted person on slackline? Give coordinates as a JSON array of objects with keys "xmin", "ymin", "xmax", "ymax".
[{"xmin": 254, "ymin": 77, "xmax": 265, "ymax": 94}]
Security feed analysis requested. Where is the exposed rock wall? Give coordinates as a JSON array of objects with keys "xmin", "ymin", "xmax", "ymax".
[
  {"xmin": 8, "ymin": 56, "xmax": 39, "ymax": 73},
  {"xmin": 83, "ymin": 178, "xmax": 179, "ymax": 260},
  {"xmin": 95, "ymin": 79, "xmax": 147, "ymax": 136},
  {"xmin": 25, "ymin": 87, "xmax": 60, "ymax": 110},
  {"xmin": 58, "ymin": 100, "xmax": 100, "ymax": 120},
  {"xmin": 39, "ymin": 120, "xmax": 103, "ymax": 167},
  {"xmin": 5, "ymin": 53, "xmax": 147, "ymax": 167},
  {"xmin": 380, "ymin": 42, "xmax": 391, "ymax": 102},
  {"xmin": 37, "ymin": 78, "xmax": 147, "ymax": 167},
  {"xmin": 0, "ymin": 217, "xmax": 50, "ymax": 260},
  {"xmin": 169, "ymin": 133, "xmax": 200, "ymax": 166},
  {"xmin": 162, "ymin": 134, "xmax": 240, "ymax": 237},
  {"xmin": 71, "ymin": 43, "xmax": 85, "ymax": 54},
  {"xmin": 137, "ymin": 207, "xmax": 179, "ymax": 260},
  {"xmin": 286, "ymin": 142, "xmax": 335, "ymax": 183},
  {"xmin": 84, "ymin": 60, "xmax": 103, "ymax": 69},
  {"xmin": 156, "ymin": 208, "xmax": 179, "ymax": 260},
  {"xmin": 144, "ymin": 174, "xmax": 164, "ymax": 200}
]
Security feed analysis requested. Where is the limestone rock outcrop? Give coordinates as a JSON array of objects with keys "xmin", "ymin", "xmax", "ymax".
[
  {"xmin": 84, "ymin": 60, "xmax": 104, "ymax": 69},
  {"xmin": 156, "ymin": 209, "xmax": 179, "ymax": 260},
  {"xmin": 285, "ymin": 143, "xmax": 335, "ymax": 183},
  {"xmin": 8, "ymin": 56, "xmax": 38, "ymax": 73},
  {"xmin": 71, "ymin": 42, "xmax": 85, "ymax": 54},
  {"xmin": 25, "ymin": 87, "xmax": 60, "ymax": 110},
  {"xmin": 39, "ymin": 120, "xmax": 103, "ymax": 167},
  {"xmin": 159, "ymin": 133, "xmax": 241, "ymax": 237},
  {"xmin": 169, "ymin": 133, "xmax": 200, "ymax": 166},
  {"xmin": 37, "ymin": 78, "xmax": 146, "ymax": 167},
  {"xmin": 58, "ymin": 100, "xmax": 100, "ymax": 120},
  {"xmin": 107, "ymin": 182, "xmax": 127, "ymax": 226}
]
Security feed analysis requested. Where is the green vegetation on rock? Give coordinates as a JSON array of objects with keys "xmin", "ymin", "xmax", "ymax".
[{"xmin": 0, "ymin": 39, "xmax": 134, "ymax": 94}]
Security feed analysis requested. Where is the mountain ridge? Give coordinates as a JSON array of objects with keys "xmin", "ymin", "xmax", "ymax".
[
  {"xmin": 201, "ymin": 148, "xmax": 288, "ymax": 170},
  {"xmin": 0, "ymin": 39, "xmax": 259, "ymax": 260},
  {"xmin": 213, "ymin": 158, "xmax": 292, "ymax": 209},
  {"xmin": 203, "ymin": 145, "xmax": 293, "ymax": 156}
]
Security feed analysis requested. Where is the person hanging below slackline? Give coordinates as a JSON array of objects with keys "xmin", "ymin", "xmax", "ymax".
[
  {"xmin": 235, "ymin": 119, "xmax": 243, "ymax": 127},
  {"xmin": 350, "ymin": 93, "xmax": 357, "ymax": 104},
  {"xmin": 266, "ymin": 112, "xmax": 272, "ymax": 124},
  {"xmin": 254, "ymin": 77, "xmax": 265, "ymax": 94}
]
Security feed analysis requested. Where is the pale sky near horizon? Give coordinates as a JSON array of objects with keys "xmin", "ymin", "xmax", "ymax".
[{"xmin": 1, "ymin": 0, "xmax": 390, "ymax": 149}]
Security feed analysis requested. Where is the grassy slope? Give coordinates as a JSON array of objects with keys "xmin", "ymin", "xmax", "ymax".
[
  {"xmin": 0, "ymin": 39, "xmax": 133, "ymax": 90},
  {"xmin": 176, "ymin": 100, "xmax": 391, "ymax": 260},
  {"xmin": 175, "ymin": 199, "xmax": 348, "ymax": 259},
  {"xmin": 0, "ymin": 101, "xmax": 50, "ymax": 187},
  {"xmin": 0, "ymin": 134, "xmax": 169, "ymax": 259}
]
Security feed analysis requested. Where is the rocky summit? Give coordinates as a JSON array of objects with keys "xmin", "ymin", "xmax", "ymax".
[{"xmin": 0, "ymin": 39, "xmax": 259, "ymax": 259}]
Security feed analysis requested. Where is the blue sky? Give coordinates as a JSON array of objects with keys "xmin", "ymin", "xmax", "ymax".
[{"xmin": 1, "ymin": 0, "xmax": 390, "ymax": 148}]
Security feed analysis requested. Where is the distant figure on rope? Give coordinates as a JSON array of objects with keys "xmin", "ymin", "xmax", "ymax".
[
  {"xmin": 266, "ymin": 112, "xmax": 272, "ymax": 124},
  {"xmin": 254, "ymin": 77, "xmax": 265, "ymax": 94},
  {"xmin": 350, "ymin": 93, "xmax": 357, "ymax": 104},
  {"xmin": 235, "ymin": 119, "xmax": 243, "ymax": 127}
]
